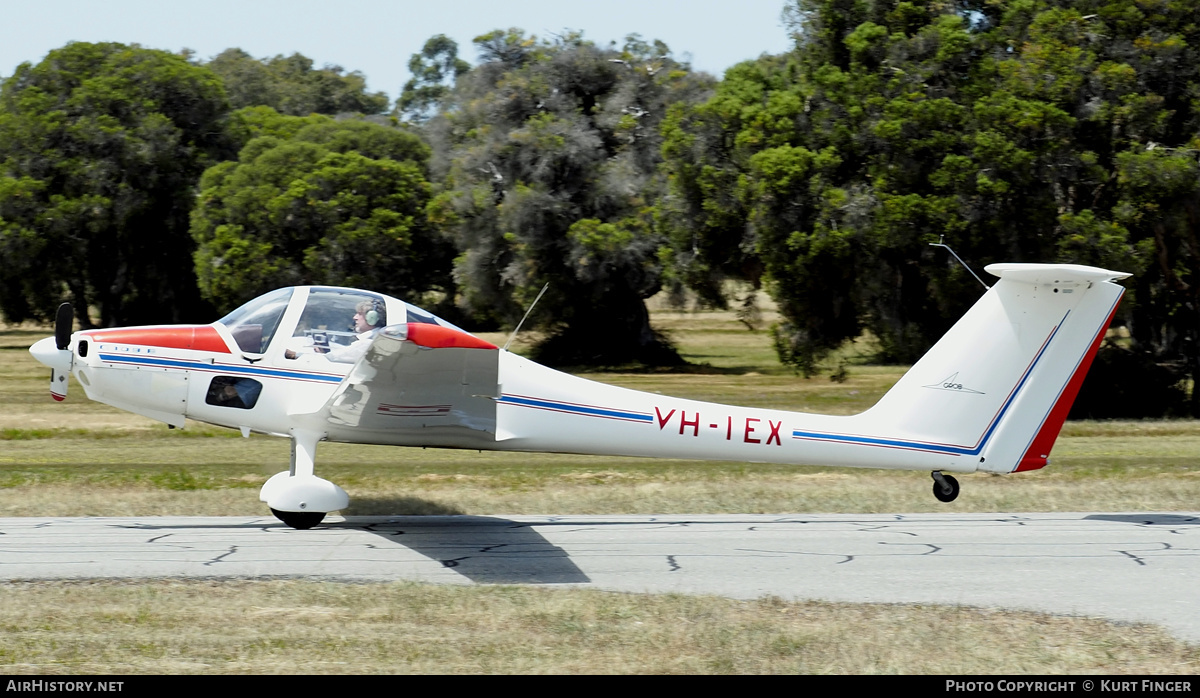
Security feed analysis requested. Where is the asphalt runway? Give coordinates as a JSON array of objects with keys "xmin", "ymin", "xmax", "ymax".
[{"xmin": 2, "ymin": 512, "xmax": 1199, "ymax": 642}]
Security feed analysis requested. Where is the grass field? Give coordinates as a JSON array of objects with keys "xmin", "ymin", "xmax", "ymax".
[{"xmin": 1, "ymin": 302, "xmax": 1198, "ymax": 673}]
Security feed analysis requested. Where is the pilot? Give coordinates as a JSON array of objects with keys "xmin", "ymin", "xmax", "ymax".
[{"xmin": 286, "ymin": 299, "xmax": 386, "ymax": 363}]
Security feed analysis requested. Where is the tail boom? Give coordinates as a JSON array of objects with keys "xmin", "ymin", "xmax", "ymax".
[{"xmin": 490, "ymin": 263, "xmax": 1127, "ymax": 476}]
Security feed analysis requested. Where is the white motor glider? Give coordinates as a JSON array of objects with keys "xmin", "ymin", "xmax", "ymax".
[{"xmin": 30, "ymin": 263, "xmax": 1127, "ymax": 529}]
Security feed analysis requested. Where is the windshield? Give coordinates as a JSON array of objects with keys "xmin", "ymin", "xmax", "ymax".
[
  {"xmin": 292, "ymin": 288, "xmax": 386, "ymax": 342},
  {"xmin": 217, "ymin": 288, "xmax": 294, "ymax": 354},
  {"xmin": 286, "ymin": 288, "xmax": 387, "ymax": 363}
]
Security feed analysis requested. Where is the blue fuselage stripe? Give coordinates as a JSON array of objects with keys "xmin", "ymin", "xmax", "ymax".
[
  {"xmin": 788, "ymin": 431, "xmax": 982, "ymax": 455},
  {"xmin": 498, "ymin": 395, "xmax": 653, "ymax": 422},
  {"xmin": 97, "ymin": 353, "xmax": 344, "ymax": 383},
  {"xmin": 790, "ymin": 311, "xmax": 1068, "ymax": 456}
]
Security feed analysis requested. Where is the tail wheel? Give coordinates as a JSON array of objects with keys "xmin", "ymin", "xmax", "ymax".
[
  {"xmin": 931, "ymin": 472, "xmax": 960, "ymax": 503},
  {"xmin": 270, "ymin": 508, "xmax": 326, "ymax": 530}
]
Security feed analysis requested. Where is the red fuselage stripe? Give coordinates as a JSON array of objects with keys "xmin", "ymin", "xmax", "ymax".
[{"xmin": 83, "ymin": 326, "xmax": 231, "ymax": 354}]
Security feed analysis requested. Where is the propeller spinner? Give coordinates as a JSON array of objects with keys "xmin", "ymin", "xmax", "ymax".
[{"xmin": 29, "ymin": 303, "xmax": 74, "ymax": 401}]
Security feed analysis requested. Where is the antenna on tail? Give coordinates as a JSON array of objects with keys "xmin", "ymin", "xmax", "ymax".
[{"xmin": 930, "ymin": 237, "xmax": 990, "ymax": 291}]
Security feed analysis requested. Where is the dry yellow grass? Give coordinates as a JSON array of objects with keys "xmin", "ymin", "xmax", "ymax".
[{"xmin": 1, "ymin": 580, "xmax": 1196, "ymax": 674}]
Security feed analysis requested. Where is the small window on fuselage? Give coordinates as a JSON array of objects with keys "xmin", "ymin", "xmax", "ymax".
[{"xmin": 205, "ymin": 376, "xmax": 263, "ymax": 410}]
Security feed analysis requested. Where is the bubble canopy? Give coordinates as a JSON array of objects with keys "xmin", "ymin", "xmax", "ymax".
[{"xmin": 214, "ymin": 286, "xmax": 462, "ymax": 356}]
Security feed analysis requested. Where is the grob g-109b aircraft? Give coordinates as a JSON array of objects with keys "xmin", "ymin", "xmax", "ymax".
[{"xmin": 30, "ymin": 262, "xmax": 1127, "ymax": 529}]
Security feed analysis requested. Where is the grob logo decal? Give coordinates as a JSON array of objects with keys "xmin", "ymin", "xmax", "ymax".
[{"xmin": 924, "ymin": 372, "xmax": 985, "ymax": 394}]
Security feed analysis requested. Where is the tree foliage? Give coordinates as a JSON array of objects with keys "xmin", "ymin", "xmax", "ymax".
[
  {"xmin": 428, "ymin": 30, "xmax": 713, "ymax": 365},
  {"xmin": 205, "ymin": 48, "xmax": 389, "ymax": 116},
  {"xmin": 0, "ymin": 42, "xmax": 233, "ymax": 327},
  {"xmin": 190, "ymin": 110, "xmax": 452, "ymax": 314},
  {"xmin": 397, "ymin": 35, "xmax": 471, "ymax": 123},
  {"xmin": 661, "ymin": 0, "xmax": 1200, "ymax": 411}
]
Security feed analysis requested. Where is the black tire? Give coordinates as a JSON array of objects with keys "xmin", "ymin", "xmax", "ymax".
[
  {"xmin": 932, "ymin": 474, "xmax": 960, "ymax": 503},
  {"xmin": 271, "ymin": 508, "xmax": 326, "ymax": 529}
]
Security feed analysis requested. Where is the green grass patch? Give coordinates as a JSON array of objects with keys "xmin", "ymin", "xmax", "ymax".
[{"xmin": 2, "ymin": 314, "xmax": 1200, "ymax": 514}]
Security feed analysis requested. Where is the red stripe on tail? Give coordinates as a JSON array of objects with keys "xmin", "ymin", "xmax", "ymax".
[{"xmin": 1015, "ymin": 299, "xmax": 1122, "ymax": 472}]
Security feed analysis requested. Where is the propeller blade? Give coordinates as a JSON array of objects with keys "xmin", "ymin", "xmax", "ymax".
[{"xmin": 55, "ymin": 302, "xmax": 73, "ymax": 350}]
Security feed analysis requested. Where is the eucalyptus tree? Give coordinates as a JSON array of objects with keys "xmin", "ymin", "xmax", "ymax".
[
  {"xmin": 428, "ymin": 30, "xmax": 713, "ymax": 365},
  {"xmin": 397, "ymin": 34, "xmax": 471, "ymax": 123}
]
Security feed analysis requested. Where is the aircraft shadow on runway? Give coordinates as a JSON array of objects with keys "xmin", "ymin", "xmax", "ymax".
[
  {"xmin": 333, "ymin": 516, "xmax": 591, "ymax": 585},
  {"xmin": 333, "ymin": 495, "xmax": 591, "ymax": 583}
]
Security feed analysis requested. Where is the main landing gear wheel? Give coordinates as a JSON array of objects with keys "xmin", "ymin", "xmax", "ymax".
[
  {"xmin": 271, "ymin": 508, "xmax": 326, "ymax": 530},
  {"xmin": 931, "ymin": 472, "xmax": 960, "ymax": 503}
]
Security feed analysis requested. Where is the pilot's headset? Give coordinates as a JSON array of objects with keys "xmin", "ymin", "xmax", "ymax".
[{"xmin": 359, "ymin": 299, "xmax": 386, "ymax": 328}]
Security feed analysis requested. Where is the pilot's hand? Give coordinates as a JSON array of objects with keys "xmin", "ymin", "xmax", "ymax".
[{"xmin": 286, "ymin": 347, "xmax": 328, "ymax": 359}]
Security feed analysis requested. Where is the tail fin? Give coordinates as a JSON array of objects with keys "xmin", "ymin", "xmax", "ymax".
[{"xmin": 859, "ymin": 263, "xmax": 1127, "ymax": 474}]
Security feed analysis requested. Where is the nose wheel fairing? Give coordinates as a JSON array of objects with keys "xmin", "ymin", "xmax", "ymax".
[{"xmin": 259, "ymin": 429, "xmax": 348, "ymax": 528}]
